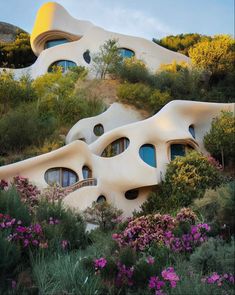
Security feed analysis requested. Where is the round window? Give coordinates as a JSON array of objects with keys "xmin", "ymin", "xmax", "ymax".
[
  {"xmin": 125, "ymin": 189, "xmax": 139, "ymax": 200},
  {"xmin": 97, "ymin": 195, "xmax": 106, "ymax": 203},
  {"xmin": 93, "ymin": 124, "xmax": 104, "ymax": 136}
]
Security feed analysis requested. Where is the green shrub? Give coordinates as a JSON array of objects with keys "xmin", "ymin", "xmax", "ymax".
[
  {"xmin": 190, "ymin": 238, "xmax": 235, "ymax": 274},
  {"xmin": 0, "ymin": 187, "xmax": 31, "ymax": 225},
  {"xmin": 36, "ymin": 199, "xmax": 88, "ymax": 249},
  {"xmin": 83, "ymin": 201, "xmax": 123, "ymax": 231},
  {"xmin": 32, "ymin": 252, "xmax": 104, "ymax": 295},
  {"xmin": 193, "ymin": 182, "xmax": 235, "ymax": 234},
  {"xmin": 0, "ymin": 103, "xmax": 56, "ymax": 155},
  {"xmin": 0, "ymin": 232, "xmax": 21, "ymax": 275},
  {"xmin": 164, "ymin": 151, "xmax": 224, "ymax": 207}
]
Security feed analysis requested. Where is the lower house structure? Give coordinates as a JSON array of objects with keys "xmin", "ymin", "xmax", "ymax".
[{"xmin": 0, "ymin": 100, "xmax": 234, "ymax": 216}]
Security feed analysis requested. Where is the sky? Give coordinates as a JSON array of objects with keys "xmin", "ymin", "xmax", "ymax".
[{"xmin": 0, "ymin": 0, "xmax": 234, "ymax": 40}]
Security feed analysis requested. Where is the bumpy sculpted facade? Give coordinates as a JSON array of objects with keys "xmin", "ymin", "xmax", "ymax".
[
  {"xmin": 1, "ymin": 2, "xmax": 190, "ymax": 78},
  {"xmin": 0, "ymin": 101, "xmax": 234, "ymax": 216}
]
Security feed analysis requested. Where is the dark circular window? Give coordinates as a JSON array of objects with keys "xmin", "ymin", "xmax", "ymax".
[
  {"xmin": 45, "ymin": 167, "xmax": 78, "ymax": 187},
  {"xmin": 83, "ymin": 50, "xmax": 91, "ymax": 64},
  {"xmin": 97, "ymin": 195, "xmax": 106, "ymax": 203},
  {"xmin": 93, "ymin": 124, "xmax": 104, "ymax": 136},
  {"xmin": 125, "ymin": 189, "xmax": 139, "ymax": 200},
  {"xmin": 189, "ymin": 125, "xmax": 196, "ymax": 139}
]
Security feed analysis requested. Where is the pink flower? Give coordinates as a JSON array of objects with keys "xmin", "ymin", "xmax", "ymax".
[
  {"xmin": 11, "ymin": 280, "xmax": 17, "ymax": 289},
  {"xmin": 61, "ymin": 240, "xmax": 69, "ymax": 250},
  {"xmin": 146, "ymin": 256, "xmax": 155, "ymax": 265},
  {"xmin": 94, "ymin": 257, "xmax": 107, "ymax": 270}
]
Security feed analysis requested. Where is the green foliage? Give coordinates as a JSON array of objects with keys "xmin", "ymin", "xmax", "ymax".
[
  {"xmin": 0, "ymin": 31, "xmax": 36, "ymax": 68},
  {"xmin": 0, "ymin": 103, "xmax": 56, "ymax": 155},
  {"xmin": 32, "ymin": 252, "xmax": 104, "ymax": 295},
  {"xmin": 117, "ymin": 82, "xmax": 171, "ymax": 113},
  {"xmin": 114, "ymin": 57, "xmax": 151, "ymax": 83},
  {"xmin": 164, "ymin": 151, "xmax": 224, "ymax": 207},
  {"xmin": 93, "ymin": 39, "xmax": 123, "ymax": 79},
  {"xmin": 193, "ymin": 182, "xmax": 235, "ymax": 234},
  {"xmin": 190, "ymin": 238, "xmax": 235, "ymax": 274},
  {"xmin": 83, "ymin": 201, "xmax": 123, "ymax": 231},
  {"xmin": 0, "ymin": 187, "xmax": 31, "ymax": 225},
  {"xmin": 119, "ymin": 246, "xmax": 137, "ymax": 267},
  {"xmin": 189, "ymin": 35, "xmax": 235, "ymax": 80},
  {"xmin": 204, "ymin": 111, "xmax": 235, "ymax": 167},
  {"xmin": 0, "ymin": 232, "xmax": 21, "ymax": 274},
  {"xmin": 153, "ymin": 33, "xmax": 211, "ymax": 56},
  {"xmin": 36, "ymin": 199, "xmax": 88, "ymax": 249}
]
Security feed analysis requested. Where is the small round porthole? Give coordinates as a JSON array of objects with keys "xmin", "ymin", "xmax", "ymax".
[
  {"xmin": 83, "ymin": 50, "xmax": 91, "ymax": 64},
  {"xmin": 125, "ymin": 189, "xmax": 139, "ymax": 200},
  {"xmin": 93, "ymin": 124, "xmax": 104, "ymax": 136},
  {"xmin": 97, "ymin": 195, "xmax": 106, "ymax": 203}
]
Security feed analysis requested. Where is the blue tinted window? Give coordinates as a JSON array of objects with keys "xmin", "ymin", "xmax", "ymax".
[
  {"xmin": 82, "ymin": 166, "xmax": 92, "ymax": 179},
  {"xmin": 189, "ymin": 125, "xmax": 195, "ymax": 138},
  {"xmin": 139, "ymin": 144, "xmax": 156, "ymax": 167},
  {"xmin": 48, "ymin": 60, "xmax": 76, "ymax": 73},
  {"xmin": 118, "ymin": 48, "xmax": 135, "ymax": 58},
  {"xmin": 170, "ymin": 144, "xmax": 185, "ymax": 160},
  {"xmin": 45, "ymin": 39, "xmax": 68, "ymax": 49}
]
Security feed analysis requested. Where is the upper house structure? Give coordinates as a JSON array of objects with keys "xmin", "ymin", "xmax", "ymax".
[{"xmin": 1, "ymin": 1, "xmax": 190, "ymax": 78}]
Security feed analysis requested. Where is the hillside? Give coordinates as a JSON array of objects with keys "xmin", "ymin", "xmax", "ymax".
[
  {"xmin": 0, "ymin": 22, "xmax": 36, "ymax": 68},
  {"xmin": 0, "ymin": 21, "xmax": 25, "ymax": 43}
]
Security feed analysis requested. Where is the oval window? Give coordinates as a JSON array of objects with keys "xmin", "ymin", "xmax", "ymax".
[
  {"xmin": 93, "ymin": 124, "xmax": 104, "ymax": 136},
  {"xmin": 118, "ymin": 48, "xmax": 135, "ymax": 58},
  {"xmin": 101, "ymin": 137, "xmax": 130, "ymax": 157},
  {"xmin": 189, "ymin": 125, "xmax": 195, "ymax": 139},
  {"xmin": 45, "ymin": 168, "xmax": 78, "ymax": 187},
  {"xmin": 45, "ymin": 39, "xmax": 69, "ymax": 49},
  {"xmin": 97, "ymin": 195, "xmax": 106, "ymax": 203},
  {"xmin": 82, "ymin": 165, "xmax": 92, "ymax": 179},
  {"xmin": 139, "ymin": 144, "xmax": 156, "ymax": 167},
  {"xmin": 83, "ymin": 50, "xmax": 91, "ymax": 64},
  {"xmin": 125, "ymin": 189, "xmax": 139, "ymax": 200},
  {"xmin": 48, "ymin": 60, "xmax": 77, "ymax": 73}
]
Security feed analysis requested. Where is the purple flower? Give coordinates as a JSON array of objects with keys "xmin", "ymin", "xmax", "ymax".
[
  {"xmin": 11, "ymin": 280, "xmax": 17, "ymax": 289},
  {"xmin": 94, "ymin": 257, "xmax": 107, "ymax": 270},
  {"xmin": 61, "ymin": 240, "xmax": 69, "ymax": 250},
  {"xmin": 146, "ymin": 256, "xmax": 155, "ymax": 265}
]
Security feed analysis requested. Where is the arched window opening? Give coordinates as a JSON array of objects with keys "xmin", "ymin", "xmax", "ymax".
[
  {"xmin": 118, "ymin": 48, "xmax": 135, "ymax": 58},
  {"xmin": 45, "ymin": 39, "xmax": 69, "ymax": 49},
  {"xmin": 97, "ymin": 195, "xmax": 106, "ymax": 203},
  {"xmin": 45, "ymin": 168, "xmax": 78, "ymax": 187},
  {"xmin": 93, "ymin": 124, "xmax": 104, "ymax": 136},
  {"xmin": 48, "ymin": 60, "xmax": 77, "ymax": 73},
  {"xmin": 83, "ymin": 50, "xmax": 91, "ymax": 64},
  {"xmin": 139, "ymin": 144, "xmax": 156, "ymax": 167},
  {"xmin": 82, "ymin": 165, "xmax": 92, "ymax": 179},
  {"xmin": 101, "ymin": 137, "xmax": 130, "ymax": 157},
  {"xmin": 170, "ymin": 144, "xmax": 194, "ymax": 161},
  {"xmin": 189, "ymin": 125, "xmax": 196, "ymax": 139},
  {"xmin": 125, "ymin": 189, "xmax": 139, "ymax": 200}
]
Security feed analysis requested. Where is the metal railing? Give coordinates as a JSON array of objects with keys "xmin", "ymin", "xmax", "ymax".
[{"xmin": 64, "ymin": 178, "xmax": 97, "ymax": 194}]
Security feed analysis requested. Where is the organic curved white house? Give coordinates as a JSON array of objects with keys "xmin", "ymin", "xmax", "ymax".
[
  {"xmin": 0, "ymin": 101, "xmax": 234, "ymax": 216},
  {"xmin": 0, "ymin": 1, "xmax": 190, "ymax": 78}
]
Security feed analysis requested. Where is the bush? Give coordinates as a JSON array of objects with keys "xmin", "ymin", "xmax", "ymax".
[
  {"xmin": 193, "ymin": 182, "xmax": 235, "ymax": 234},
  {"xmin": 190, "ymin": 238, "xmax": 235, "ymax": 274},
  {"xmin": 163, "ymin": 151, "xmax": 224, "ymax": 208},
  {"xmin": 0, "ymin": 103, "xmax": 56, "ymax": 155},
  {"xmin": 83, "ymin": 201, "xmax": 123, "ymax": 231},
  {"xmin": 36, "ymin": 199, "xmax": 88, "ymax": 249},
  {"xmin": 0, "ymin": 187, "xmax": 31, "ymax": 225},
  {"xmin": 32, "ymin": 252, "xmax": 104, "ymax": 295}
]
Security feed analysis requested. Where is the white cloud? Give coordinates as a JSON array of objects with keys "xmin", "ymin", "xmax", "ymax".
[{"xmin": 57, "ymin": 0, "xmax": 175, "ymax": 39}]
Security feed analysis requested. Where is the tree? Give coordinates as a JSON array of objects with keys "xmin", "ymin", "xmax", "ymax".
[
  {"xmin": 92, "ymin": 39, "xmax": 123, "ymax": 79},
  {"xmin": 189, "ymin": 35, "xmax": 235, "ymax": 81},
  {"xmin": 204, "ymin": 111, "xmax": 235, "ymax": 168}
]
